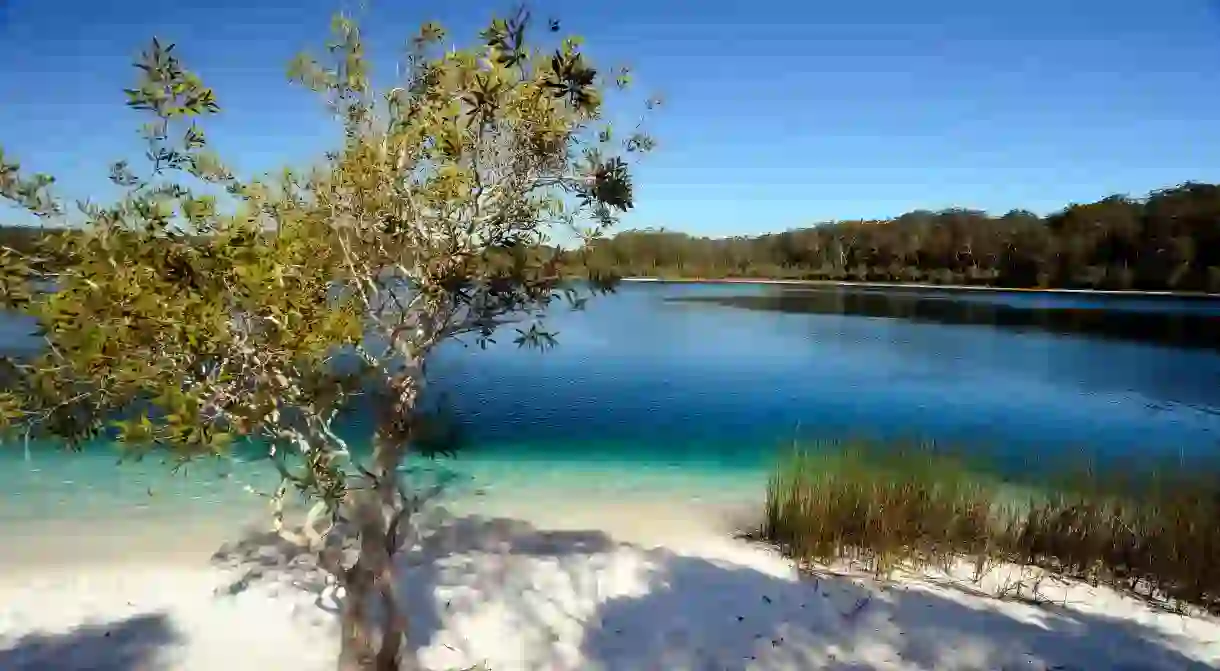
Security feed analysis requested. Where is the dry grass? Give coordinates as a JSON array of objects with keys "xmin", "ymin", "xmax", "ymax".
[{"xmin": 761, "ymin": 440, "xmax": 1220, "ymax": 614}]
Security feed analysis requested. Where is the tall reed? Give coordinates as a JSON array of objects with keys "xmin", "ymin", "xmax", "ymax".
[
  {"xmin": 761, "ymin": 440, "xmax": 1220, "ymax": 613},
  {"xmin": 763, "ymin": 441, "xmax": 995, "ymax": 576}
]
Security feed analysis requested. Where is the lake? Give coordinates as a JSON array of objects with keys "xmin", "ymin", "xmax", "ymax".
[{"xmin": 3, "ymin": 282, "xmax": 1220, "ymax": 536}]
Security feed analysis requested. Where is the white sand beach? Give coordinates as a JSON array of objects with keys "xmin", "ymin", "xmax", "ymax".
[{"xmin": 2, "ymin": 496, "xmax": 1219, "ymax": 671}]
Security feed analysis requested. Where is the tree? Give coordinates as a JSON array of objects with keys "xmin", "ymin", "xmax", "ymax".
[
  {"xmin": 560, "ymin": 182, "xmax": 1220, "ymax": 292},
  {"xmin": 0, "ymin": 7, "xmax": 654, "ymax": 670}
]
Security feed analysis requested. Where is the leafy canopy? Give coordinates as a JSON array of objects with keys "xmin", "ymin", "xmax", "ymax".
[{"xmin": 0, "ymin": 8, "xmax": 656, "ymax": 515}]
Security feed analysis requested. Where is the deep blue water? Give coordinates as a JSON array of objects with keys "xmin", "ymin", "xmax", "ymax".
[
  {"xmin": 4, "ymin": 282, "xmax": 1220, "ymax": 521},
  {"xmin": 429, "ymin": 283, "xmax": 1220, "ymax": 465}
]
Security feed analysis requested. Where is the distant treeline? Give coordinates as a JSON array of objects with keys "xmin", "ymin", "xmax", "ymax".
[
  {"xmin": 575, "ymin": 182, "xmax": 1220, "ymax": 292},
  {"xmin": 7, "ymin": 182, "xmax": 1220, "ymax": 292},
  {"xmin": 0, "ymin": 224, "xmax": 49, "ymax": 256}
]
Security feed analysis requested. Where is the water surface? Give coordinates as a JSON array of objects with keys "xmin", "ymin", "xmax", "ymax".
[{"xmin": 3, "ymin": 282, "xmax": 1219, "ymax": 532}]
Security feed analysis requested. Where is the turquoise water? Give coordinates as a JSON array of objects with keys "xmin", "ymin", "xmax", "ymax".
[{"xmin": 4, "ymin": 282, "xmax": 1220, "ymax": 525}]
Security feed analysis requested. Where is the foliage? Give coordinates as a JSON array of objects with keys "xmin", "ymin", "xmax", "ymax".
[
  {"xmin": 569, "ymin": 187, "xmax": 1220, "ymax": 292},
  {"xmin": 11, "ymin": 163, "xmax": 1220, "ymax": 294},
  {"xmin": 763, "ymin": 441, "xmax": 995, "ymax": 577},
  {"xmin": 762, "ymin": 440, "xmax": 1220, "ymax": 615},
  {"xmin": 0, "ymin": 7, "xmax": 654, "ymax": 670}
]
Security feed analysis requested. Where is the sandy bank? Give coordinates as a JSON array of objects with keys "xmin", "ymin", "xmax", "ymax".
[{"xmin": 2, "ymin": 500, "xmax": 1218, "ymax": 670}]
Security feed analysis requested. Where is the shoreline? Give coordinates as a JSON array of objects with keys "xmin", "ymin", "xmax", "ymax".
[
  {"xmin": 2, "ymin": 497, "xmax": 1218, "ymax": 670},
  {"xmin": 0, "ymin": 484, "xmax": 763, "ymax": 575},
  {"xmin": 621, "ymin": 276, "xmax": 1220, "ymax": 300}
]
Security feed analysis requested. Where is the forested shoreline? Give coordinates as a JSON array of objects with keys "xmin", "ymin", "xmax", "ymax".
[
  {"xmin": 6, "ymin": 181, "xmax": 1220, "ymax": 293},
  {"xmin": 575, "ymin": 182, "xmax": 1220, "ymax": 292}
]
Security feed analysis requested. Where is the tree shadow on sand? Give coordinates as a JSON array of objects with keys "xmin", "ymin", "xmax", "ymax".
[
  {"xmin": 209, "ymin": 512, "xmax": 1218, "ymax": 670},
  {"xmin": 207, "ymin": 506, "xmax": 623, "ymax": 655},
  {"xmin": 398, "ymin": 511, "xmax": 622, "ymax": 660},
  {"xmin": 582, "ymin": 554, "xmax": 1217, "ymax": 671},
  {"xmin": 0, "ymin": 612, "xmax": 179, "ymax": 671},
  {"xmin": 207, "ymin": 465, "xmax": 477, "ymax": 611}
]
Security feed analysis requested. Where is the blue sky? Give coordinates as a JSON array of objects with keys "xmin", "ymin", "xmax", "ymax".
[{"xmin": 3, "ymin": 0, "xmax": 1220, "ymax": 238}]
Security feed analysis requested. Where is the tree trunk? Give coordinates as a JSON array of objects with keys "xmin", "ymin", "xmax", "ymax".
[
  {"xmin": 337, "ymin": 559, "xmax": 378, "ymax": 671},
  {"xmin": 336, "ymin": 487, "xmax": 410, "ymax": 671},
  {"xmin": 334, "ymin": 381, "xmax": 420, "ymax": 671},
  {"xmin": 331, "ymin": 350, "xmax": 429, "ymax": 671}
]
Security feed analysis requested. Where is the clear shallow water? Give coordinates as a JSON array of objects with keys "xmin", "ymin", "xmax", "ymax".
[{"xmin": 3, "ymin": 282, "xmax": 1220, "ymax": 527}]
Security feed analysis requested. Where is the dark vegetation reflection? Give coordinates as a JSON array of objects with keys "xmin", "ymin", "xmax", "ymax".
[{"xmin": 672, "ymin": 287, "xmax": 1220, "ymax": 352}]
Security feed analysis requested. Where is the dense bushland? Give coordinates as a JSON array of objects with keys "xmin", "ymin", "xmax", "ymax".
[
  {"xmin": 572, "ymin": 184, "xmax": 1220, "ymax": 292},
  {"xmin": 10, "ymin": 182, "xmax": 1220, "ymax": 292}
]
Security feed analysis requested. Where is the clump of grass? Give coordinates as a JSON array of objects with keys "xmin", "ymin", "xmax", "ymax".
[
  {"xmin": 762, "ymin": 440, "xmax": 1220, "ymax": 614},
  {"xmin": 1002, "ymin": 469, "xmax": 1220, "ymax": 612},
  {"xmin": 763, "ymin": 441, "xmax": 995, "ymax": 577}
]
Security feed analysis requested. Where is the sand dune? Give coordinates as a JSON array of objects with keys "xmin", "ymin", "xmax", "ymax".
[{"xmin": 1, "ymin": 505, "xmax": 1218, "ymax": 670}]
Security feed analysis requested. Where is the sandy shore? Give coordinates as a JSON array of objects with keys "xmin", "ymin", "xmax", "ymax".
[{"xmin": 2, "ymin": 498, "xmax": 1219, "ymax": 670}]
